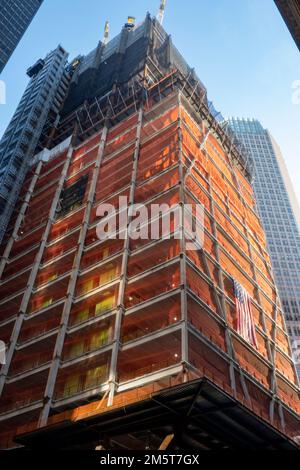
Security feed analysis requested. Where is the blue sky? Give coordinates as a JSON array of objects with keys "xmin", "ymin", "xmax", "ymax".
[{"xmin": 0, "ymin": 0, "xmax": 299, "ymax": 200}]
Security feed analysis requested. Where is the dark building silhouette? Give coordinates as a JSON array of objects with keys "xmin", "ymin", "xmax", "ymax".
[{"xmin": 275, "ymin": 0, "xmax": 300, "ymax": 50}]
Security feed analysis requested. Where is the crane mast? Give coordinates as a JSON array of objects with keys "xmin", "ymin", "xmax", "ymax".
[
  {"xmin": 102, "ymin": 21, "xmax": 110, "ymax": 45},
  {"xmin": 157, "ymin": 0, "xmax": 167, "ymax": 25}
]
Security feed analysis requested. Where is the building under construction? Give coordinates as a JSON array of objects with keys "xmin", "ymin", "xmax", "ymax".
[{"xmin": 0, "ymin": 13, "xmax": 299, "ymax": 450}]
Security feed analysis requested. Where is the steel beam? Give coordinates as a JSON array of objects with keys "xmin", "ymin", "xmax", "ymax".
[{"xmin": 38, "ymin": 124, "xmax": 108, "ymax": 427}]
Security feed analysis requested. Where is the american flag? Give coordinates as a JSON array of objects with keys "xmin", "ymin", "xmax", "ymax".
[{"xmin": 233, "ymin": 279, "xmax": 258, "ymax": 348}]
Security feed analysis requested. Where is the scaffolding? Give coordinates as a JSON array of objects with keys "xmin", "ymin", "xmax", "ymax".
[
  {"xmin": 0, "ymin": 16, "xmax": 299, "ymax": 450},
  {"xmin": 0, "ymin": 74, "xmax": 299, "ymax": 449}
]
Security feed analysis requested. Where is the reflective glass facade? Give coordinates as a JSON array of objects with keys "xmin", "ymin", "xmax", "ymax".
[{"xmin": 0, "ymin": 0, "xmax": 43, "ymax": 72}]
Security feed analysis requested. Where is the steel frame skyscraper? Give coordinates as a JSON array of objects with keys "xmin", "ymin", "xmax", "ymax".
[
  {"xmin": 227, "ymin": 118, "xmax": 300, "ymax": 378},
  {"xmin": 0, "ymin": 15, "xmax": 299, "ymax": 450}
]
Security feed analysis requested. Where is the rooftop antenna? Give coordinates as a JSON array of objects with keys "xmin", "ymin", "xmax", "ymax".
[
  {"xmin": 102, "ymin": 21, "xmax": 110, "ymax": 45},
  {"xmin": 157, "ymin": 0, "xmax": 167, "ymax": 25}
]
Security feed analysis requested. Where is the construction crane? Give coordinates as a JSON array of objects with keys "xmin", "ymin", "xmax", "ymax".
[
  {"xmin": 157, "ymin": 0, "xmax": 167, "ymax": 25},
  {"xmin": 125, "ymin": 16, "xmax": 135, "ymax": 29},
  {"xmin": 102, "ymin": 21, "xmax": 110, "ymax": 45}
]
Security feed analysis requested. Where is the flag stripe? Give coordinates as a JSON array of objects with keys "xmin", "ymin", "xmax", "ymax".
[{"xmin": 233, "ymin": 279, "xmax": 258, "ymax": 348}]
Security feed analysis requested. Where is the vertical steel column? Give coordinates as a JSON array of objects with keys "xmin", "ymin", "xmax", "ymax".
[
  {"xmin": 0, "ymin": 161, "xmax": 43, "ymax": 279},
  {"xmin": 181, "ymin": 108, "xmax": 214, "ymax": 372},
  {"xmin": 226, "ymin": 144, "xmax": 280, "ymax": 418},
  {"xmin": 0, "ymin": 143, "xmax": 74, "ymax": 395},
  {"xmin": 108, "ymin": 106, "xmax": 143, "ymax": 406},
  {"xmin": 249, "ymin": 234, "xmax": 278, "ymax": 422},
  {"xmin": 39, "ymin": 124, "xmax": 108, "ymax": 427},
  {"xmin": 230, "ymin": 160, "xmax": 277, "ymax": 416},
  {"xmin": 198, "ymin": 121, "xmax": 243, "ymax": 397},
  {"xmin": 260, "ymin": 223, "xmax": 298, "ymax": 426},
  {"xmin": 178, "ymin": 93, "xmax": 189, "ymax": 369},
  {"xmin": 240, "ymin": 212, "xmax": 273, "ymax": 358},
  {"xmin": 181, "ymin": 105, "xmax": 238, "ymax": 394},
  {"xmin": 205, "ymin": 176, "xmax": 239, "ymax": 399}
]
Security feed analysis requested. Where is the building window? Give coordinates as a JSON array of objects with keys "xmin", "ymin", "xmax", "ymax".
[
  {"xmin": 95, "ymin": 296, "xmax": 115, "ymax": 315},
  {"xmin": 75, "ymin": 309, "xmax": 89, "ymax": 324},
  {"xmin": 56, "ymin": 174, "xmax": 88, "ymax": 218}
]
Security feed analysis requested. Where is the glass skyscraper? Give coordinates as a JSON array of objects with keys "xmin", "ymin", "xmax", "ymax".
[
  {"xmin": 0, "ymin": 0, "xmax": 43, "ymax": 73},
  {"xmin": 227, "ymin": 118, "xmax": 300, "ymax": 377},
  {"xmin": 0, "ymin": 45, "xmax": 70, "ymax": 242}
]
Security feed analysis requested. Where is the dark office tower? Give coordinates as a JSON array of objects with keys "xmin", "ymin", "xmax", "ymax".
[
  {"xmin": 275, "ymin": 0, "xmax": 300, "ymax": 51},
  {"xmin": 0, "ymin": 45, "xmax": 70, "ymax": 241},
  {"xmin": 227, "ymin": 118, "xmax": 300, "ymax": 379},
  {"xmin": 0, "ymin": 0, "xmax": 44, "ymax": 73},
  {"xmin": 0, "ymin": 15, "xmax": 299, "ymax": 450}
]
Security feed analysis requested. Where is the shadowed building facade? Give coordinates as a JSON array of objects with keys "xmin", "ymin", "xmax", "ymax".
[{"xmin": 275, "ymin": 0, "xmax": 300, "ymax": 50}]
